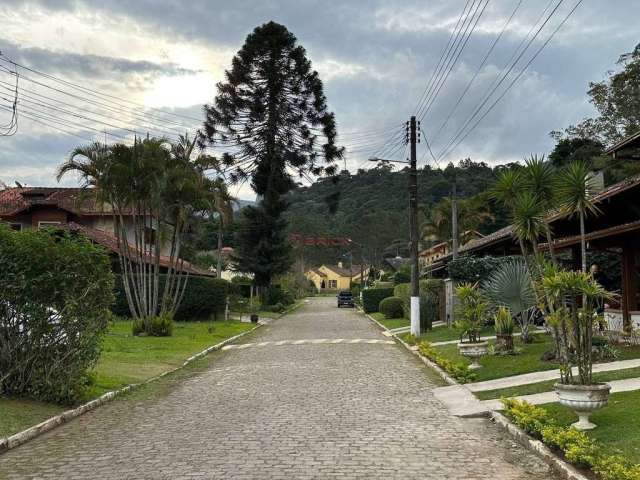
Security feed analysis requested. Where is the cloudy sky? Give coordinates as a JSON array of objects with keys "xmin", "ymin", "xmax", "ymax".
[{"xmin": 0, "ymin": 0, "xmax": 638, "ymax": 199}]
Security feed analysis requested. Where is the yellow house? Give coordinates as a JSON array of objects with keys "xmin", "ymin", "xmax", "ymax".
[{"xmin": 305, "ymin": 263, "xmax": 369, "ymax": 292}]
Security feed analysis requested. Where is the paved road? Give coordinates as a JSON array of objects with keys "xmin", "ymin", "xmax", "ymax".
[{"xmin": 0, "ymin": 297, "xmax": 559, "ymax": 479}]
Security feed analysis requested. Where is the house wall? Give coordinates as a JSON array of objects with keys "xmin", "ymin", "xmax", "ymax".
[
  {"xmin": 318, "ymin": 266, "xmax": 351, "ymax": 290},
  {"xmin": 30, "ymin": 207, "xmax": 68, "ymax": 228}
]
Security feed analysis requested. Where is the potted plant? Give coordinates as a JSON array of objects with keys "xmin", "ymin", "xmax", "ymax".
[
  {"xmin": 542, "ymin": 269, "xmax": 613, "ymax": 430},
  {"xmin": 494, "ymin": 306, "xmax": 514, "ymax": 353},
  {"xmin": 455, "ymin": 283, "xmax": 488, "ymax": 369}
]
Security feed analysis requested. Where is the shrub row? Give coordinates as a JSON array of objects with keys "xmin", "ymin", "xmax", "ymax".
[
  {"xmin": 394, "ymin": 279, "xmax": 444, "ymax": 328},
  {"xmin": 502, "ymin": 398, "xmax": 640, "ymax": 480},
  {"xmin": 0, "ymin": 226, "xmax": 114, "ymax": 404},
  {"xmin": 362, "ymin": 287, "xmax": 395, "ymax": 313},
  {"xmin": 447, "ymin": 255, "xmax": 520, "ymax": 284},
  {"xmin": 112, "ymin": 275, "xmax": 229, "ymax": 321},
  {"xmin": 417, "ymin": 342, "xmax": 477, "ymax": 384}
]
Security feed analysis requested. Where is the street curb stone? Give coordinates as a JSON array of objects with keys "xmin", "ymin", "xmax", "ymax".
[
  {"xmin": 360, "ymin": 307, "xmax": 589, "ymax": 480},
  {"xmin": 0, "ymin": 321, "xmax": 264, "ymax": 455}
]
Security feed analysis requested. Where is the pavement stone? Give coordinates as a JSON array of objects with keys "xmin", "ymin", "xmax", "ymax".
[{"xmin": 0, "ymin": 297, "xmax": 560, "ymax": 479}]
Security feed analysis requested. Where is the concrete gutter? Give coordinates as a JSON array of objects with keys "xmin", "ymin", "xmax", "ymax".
[{"xmin": 0, "ymin": 322, "xmax": 264, "ymax": 455}]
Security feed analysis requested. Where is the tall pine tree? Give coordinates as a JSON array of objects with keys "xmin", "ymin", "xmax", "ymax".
[{"xmin": 202, "ymin": 21, "xmax": 342, "ymax": 286}]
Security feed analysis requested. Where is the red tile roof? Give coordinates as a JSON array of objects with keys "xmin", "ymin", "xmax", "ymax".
[
  {"xmin": 66, "ymin": 222, "xmax": 212, "ymax": 276},
  {"xmin": 0, "ymin": 187, "xmax": 128, "ymax": 216}
]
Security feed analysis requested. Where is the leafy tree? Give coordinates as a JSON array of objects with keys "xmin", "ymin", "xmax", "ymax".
[
  {"xmin": 201, "ymin": 21, "xmax": 342, "ymax": 286},
  {"xmin": 548, "ymin": 137, "xmax": 604, "ymax": 168},
  {"xmin": 558, "ymin": 43, "xmax": 640, "ymax": 145}
]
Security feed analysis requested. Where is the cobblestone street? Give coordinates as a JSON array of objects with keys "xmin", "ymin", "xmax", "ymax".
[{"xmin": 0, "ymin": 297, "xmax": 560, "ymax": 479}]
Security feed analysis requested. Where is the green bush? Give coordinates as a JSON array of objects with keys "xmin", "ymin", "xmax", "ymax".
[
  {"xmin": 421, "ymin": 292, "xmax": 437, "ymax": 331},
  {"xmin": 263, "ymin": 285, "xmax": 295, "ymax": 307},
  {"xmin": 379, "ymin": 296, "xmax": 404, "ymax": 319},
  {"xmin": 113, "ymin": 275, "xmax": 229, "ymax": 321},
  {"xmin": 502, "ymin": 398, "xmax": 640, "ymax": 480},
  {"xmin": 418, "ymin": 341, "xmax": 476, "ymax": 383},
  {"xmin": 362, "ymin": 287, "xmax": 395, "ymax": 313},
  {"xmin": 0, "ymin": 226, "xmax": 114, "ymax": 404},
  {"xmin": 448, "ymin": 255, "xmax": 519, "ymax": 283},
  {"xmin": 394, "ymin": 279, "xmax": 444, "ymax": 328}
]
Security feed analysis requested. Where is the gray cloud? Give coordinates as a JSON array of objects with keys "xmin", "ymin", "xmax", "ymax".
[{"xmin": 1, "ymin": 0, "xmax": 640, "ymax": 197}]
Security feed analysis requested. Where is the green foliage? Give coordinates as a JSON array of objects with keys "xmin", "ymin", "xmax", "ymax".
[
  {"xmin": 131, "ymin": 314, "xmax": 173, "ymax": 337},
  {"xmin": 448, "ymin": 255, "xmax": 519, "ymax": 283},
  {"xmin": 549, "ymin": 137, "xmax": 605, "ymax": 168},
  {"xmin": 394, "ymin": 279, "xmax": 443, "ymax": 328},
  {"xmin": 362, "ymin": 287, "xmax": 395, "ymax": 313},
  {"xmin": 421, "ymin": 292, "xmax": 437, "ymax": 331},
  {"xmin": 379, "ymin": 296, "xmax": 404, "ymax": 319},
  {"xmin": 113, "ymin": 275, "xmax": 229, "ymax": 321},
  {"xmin": 454, "ymin": 283, "xmax": 488, "ymax": 343},
  {"xmin": 418, "ymin": 342, "xmax": 477, "ymax": 383},
  {"xmin": 392, "ymin": 268, "xmax": 410, "ymax": 285},
  {"xmin": 0, "ymin": 226, "xmax": 114, "ymax": 404},
  {"xmin": 502, "ymin": 398, "xmax": 640, "ymax": 480},
  {"xmin": 494, "ymin": 306, "xmax": 515, "ymax": 335},
  {"xmin": 263, "ymin": 285, "xmax": 295, "ymax": 307}
]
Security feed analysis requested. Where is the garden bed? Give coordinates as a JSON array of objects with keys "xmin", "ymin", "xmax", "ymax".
[
  {"xmin": 401, "ymin": 325, "xmax": 496, "ymax": 344},
  {"xmin": 542, "ymin": 390, "xmax": 640, "ymax": 465},
  {"xmin": 0, "ymin": 319, "xmax": 253, "ymax": 438}
]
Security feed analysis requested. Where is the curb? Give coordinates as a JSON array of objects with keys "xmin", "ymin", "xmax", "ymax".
[
  {"xmin": 0, "ymin": 322, "xmax": 263, "ymax": 455},
  {"xmin": 360, "ymin": 308, "xmax": 587, "ymax": 480}
]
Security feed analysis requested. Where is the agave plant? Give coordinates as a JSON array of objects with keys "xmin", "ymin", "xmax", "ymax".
[{"xmin": 482, "ymin": 259, "xmax": 537, "ymax": 343}]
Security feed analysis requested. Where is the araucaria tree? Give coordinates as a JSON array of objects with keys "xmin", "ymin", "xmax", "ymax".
[{"xmin": 202, "ymin": 21, "xmax": 343, "ymax": 286}]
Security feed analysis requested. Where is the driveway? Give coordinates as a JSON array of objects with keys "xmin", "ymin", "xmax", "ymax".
[{"xmin": 0, "ymin": 297, "xmax": 559, "ymax": 479}]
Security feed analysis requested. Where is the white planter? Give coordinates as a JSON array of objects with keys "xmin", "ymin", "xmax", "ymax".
[
  {"xmin": 554, "ymin": 382, "xmax": 611, "ymax": 430},
  {"xmin": 457, "ymin": 341, "xmax": 488, "ymax": 369}
]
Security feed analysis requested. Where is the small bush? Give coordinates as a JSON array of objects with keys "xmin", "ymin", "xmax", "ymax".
[
  {"xmin": 0, "ymin": 226, "xmax": 114, "ymax": 404},
  {"xmin": 263, "ymin": 285, "xmax": 295, "ymax": 307},
  {"xmin": 132, "ymin": 318, "xmax": 145, "ymax": 336},
  {"xmin": 379, "ymin": 296, "xmax": 404, "ymax": 319},
  {"xmin": 418, "ymin": 341, "xmax": 476, "ymax": 383},
  {"xmin": 494, "ymin": 306, "xmax": 515, "ymax": 335},
  {"xmin": 362, "ymin": 287, "xmax": 395, "ymax": 313},
  {"xmin": 131, "ymin": 314, "xmax": 174, "ymax": 337}
]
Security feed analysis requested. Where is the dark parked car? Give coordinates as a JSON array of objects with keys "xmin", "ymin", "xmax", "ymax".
[{"xmin": 337, "ymin": 291, "xmax": 355, "ymax": 308}]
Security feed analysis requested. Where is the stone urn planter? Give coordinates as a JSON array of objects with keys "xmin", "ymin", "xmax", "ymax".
[
  {"xmin": 457, "ymin": 341, "xmax": 488, "ymax": 369},
  {"xmin": 554, "ymin": 382, "xmax": 611, "ymax": 430},
  {"xmin": 495, "ymin": 333, "xmax": 514, "ymax": 352}
]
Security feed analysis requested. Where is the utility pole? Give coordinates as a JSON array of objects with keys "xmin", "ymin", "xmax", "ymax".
[
  {"xmin": 369, "ymin": 117, "xmax": 420, "ymax": 334},
  {"xmin": 451, "ymin": 178, "xmax": 459, "ymax": 260},
  {"xmin": 408, "ymin": 116, "xmax": 420, "ymax": 336}
]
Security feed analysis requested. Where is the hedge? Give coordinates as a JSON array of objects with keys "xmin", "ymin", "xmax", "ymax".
[
  {"xmin": 379, "ymin": 296, "xmax": 404, "ymax": 319},
  {"xmin": 112, "ymin": 274, "xmax": 229, "ymax": 320},
  {"xmin": 362, "ymin": 287, "xmax": 395, "ymax": 313},
  {"xmin": 393, "ymin": 279, "xmax": 444, "ymax": 328},
  {"xmin": 447, "ymin": 255, "xmax": 520, "ymax": 283},
  {"xmin": 0, "ymin": 226, "xmax": 114, "ymax": 404}
]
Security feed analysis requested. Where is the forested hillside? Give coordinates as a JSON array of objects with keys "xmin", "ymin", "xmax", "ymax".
[{"xmin": 284, "ymin": 159, "xmax": 512, "ymax": 267}]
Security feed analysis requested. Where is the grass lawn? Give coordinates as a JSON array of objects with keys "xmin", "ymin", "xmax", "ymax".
[
  {"xmin": 542, "ymin": 390, "xmax": 640, "ymax": 464},
  {"xmin": 476, "ymin": 366, "xmax": 640, "ymax": 400},
  {"xmin": 370, "ymin": 313, "xmax": 410, "ymax": 330},
  {"xmin": 0, "ymin": 319, "xmax": 254, "ymax": 438},
  {"xmin": 402, "ymin": 325, "xmax": 497, "ymax": 344}
]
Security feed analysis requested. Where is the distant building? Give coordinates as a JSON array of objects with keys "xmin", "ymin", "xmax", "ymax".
[
  {"xmin": 419, "ymin": 230, "xmax": 484, "ymax": 270},
  {"xmin": 0, "ymin": 186, "xmax": 209, "ymax": 276},
  {"xmin": 305, "ymin": 262, "xmax": 369, "ymax": 292}
]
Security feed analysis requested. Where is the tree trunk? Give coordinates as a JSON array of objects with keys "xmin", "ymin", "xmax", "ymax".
[
  {"xmin": 580, "ymin": 211, "xmax": 587, "ymax": 273},
  {"xmin": 217, "ymin": 221, "xmax": 223, "ymax": 279}
]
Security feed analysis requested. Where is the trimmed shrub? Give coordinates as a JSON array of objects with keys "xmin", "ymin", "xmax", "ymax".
[
  {"xmin": 421, "ymin": 292, "xmax": 437, "ymax": 331},
  {"xmin": 362, "ymin": 287, "xmax": 394, "ymax": 313},
  {"xmin": 395, "ymin": 279, "xmax": 444, "ymax": 328},
  {"xmin": 0, "ymin": 226, "xmax": 114, "ymax": 404},
  {"xmin": 263, "ymin": 285, "xmax": 295, "ymax": 307},
  {"xmin": 113, "ymin": 275, "xmax": 229, "ymax": 321},
  {"xmin": 448, "ymin": 255, "xmax": 519, "ymax": 283},
  {"xmin": 379, "ymin": 296, "xmax": 404, "ymax": 319}
]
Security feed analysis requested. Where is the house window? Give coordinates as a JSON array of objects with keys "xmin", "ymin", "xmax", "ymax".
[
  {"xmin": 9, "ymin": 223, "xmax": 22, "ymax": 231},
  {"xmin": 38, "ymin": 221, "xmax": 61, "ymax": 229},
  {"xmin": 328, "ymin": 280, "xmax": 338, "ymax": 289},
  {"xmin": 144, "ymin": 227, "xmax": 156, "ymax": 245}
]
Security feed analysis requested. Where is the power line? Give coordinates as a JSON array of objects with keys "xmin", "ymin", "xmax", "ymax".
[
  {"xmin": 430, "ymin": 0, "xmax": 523, "ymax": 146},
  {"xmin": 413, "ymin": 0, "xmax": 474, "ymax": 116},
  {"xmin": 0, "ymin": 53, "xmax": 203, "ymax": 125},
  {"xmin": 438, "ymin": 0, "xmax": 583, "ymax": 161},
  {"xmin": 418, "ymin": 0, "xmax": 490, "ymax": 122},
  {"xmin": 435, "ymin": 0, "xmax": 565, "ymax": 160}
]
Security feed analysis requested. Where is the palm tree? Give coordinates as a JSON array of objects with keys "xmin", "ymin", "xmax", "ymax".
[
  {"xmin": 557, "ymin": 161, "xmax": 601, "ymax": 273},
  {"xmin": 420, "ymin": 196, "xmax": 494, "ymax": 247},
  {"xmin": 522, "ymin": 155, "xmax": 558, "ymax": 264},
  {"xmin": 491, "ymin": 168, "xmax": 532, "ymax": 260}
]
